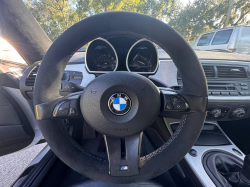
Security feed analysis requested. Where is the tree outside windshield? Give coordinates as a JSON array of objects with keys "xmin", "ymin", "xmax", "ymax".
[{"xmin": 25, "ymin": 0, "xmax": 250, "ymax": 55}]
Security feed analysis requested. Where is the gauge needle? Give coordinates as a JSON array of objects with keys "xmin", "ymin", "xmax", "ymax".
[{"xmin": 138, "ymin": 61, "xmax": 145, "ymax": 65}]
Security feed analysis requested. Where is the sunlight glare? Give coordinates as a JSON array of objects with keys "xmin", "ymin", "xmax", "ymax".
[{"xmin": 0, "ymin": 37, "xmax": 27, "ymax": 64}]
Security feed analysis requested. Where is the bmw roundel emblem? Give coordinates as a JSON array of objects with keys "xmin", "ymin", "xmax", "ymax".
[{"xmin": 108, "ymin": 93, "xmax": 131, "ymax": 115}]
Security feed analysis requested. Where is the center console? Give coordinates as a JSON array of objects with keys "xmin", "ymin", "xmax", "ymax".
[
  {"xmin": 164, "ymin": 118, "xmax": 246, "ymax": 187},
  {"xmin": 177, "ymin": 61, "xmax": 250, "ymax": 121}
]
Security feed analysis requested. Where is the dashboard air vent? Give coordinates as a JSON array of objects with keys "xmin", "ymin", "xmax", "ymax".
[
  {"xmin": 203, "ymin": 66, "xmax": 215, "ymax": 77},
  {"xmin": 217, "ymin": 66, "xmax": 247, "ymax": 78},
  {"xmin": 26, "ymin": 66, "xmax": 39, "ymax": 86}
]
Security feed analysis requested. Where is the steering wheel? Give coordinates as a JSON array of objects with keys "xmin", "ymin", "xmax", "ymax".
[{"xmin": 34, "ymin": 11, "xmax": 207, "ymax": 184}]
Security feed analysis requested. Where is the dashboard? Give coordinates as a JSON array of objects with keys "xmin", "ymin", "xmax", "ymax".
[
  {"xmin": 85, "ymin": 36, "xmax": 159, "ymax": 74},
  {"xmin": 20, "ymin": 35, "xmax": 250, "ymax": 122}
]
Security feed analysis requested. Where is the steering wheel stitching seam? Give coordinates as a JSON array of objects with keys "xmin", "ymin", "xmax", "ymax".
[
  {"xmin": 59, "ymin": 122, "xmax": 108, "ymax": 162},
  {"xmin": 58, "ymin": 114, "xmax": 187, "ymax": 163},
  {"xmin": 140, "ymin": 114, "xmax": 187, "ymax": 161}
]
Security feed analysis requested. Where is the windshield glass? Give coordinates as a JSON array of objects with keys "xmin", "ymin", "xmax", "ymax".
[{"xmin": 25, "ymin": 0, "xmax": 250, "ymax": 58}]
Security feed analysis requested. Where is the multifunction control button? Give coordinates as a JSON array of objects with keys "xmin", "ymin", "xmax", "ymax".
[
  {"xmin": 53, "ymin": 99, "xmax": 80, "ymax": 117},
  {"xmin": 164, "ymin": 95, "xmax": 187, "ymax": 111},
  {"xmin": 57, "ymin": 101, "xmax": 70, "ymax": 117}
]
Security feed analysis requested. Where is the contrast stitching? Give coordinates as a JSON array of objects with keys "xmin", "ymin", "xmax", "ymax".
[
  {"xmin": 59, "ymin": 123, "xmax": 108, "ymax": 162},
  {"xmin": 58, "ymin": 114, "xmax": 186, "ymax": 163},
  {"xmin": 140, "ymin": 114, "xmax": 187, "ymax": 161}
]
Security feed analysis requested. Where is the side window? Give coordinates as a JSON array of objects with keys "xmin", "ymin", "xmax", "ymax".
[
  {"xmin": 211, "ymin": 29, "xmax": 233, "ymax": 45},
  {"xmin": 240, "ymin": 27, "xmax": 250, "ymax": 43},
  {"xmin": 197, "ymin": 33, "xmax": 215, "ymax": 46}
]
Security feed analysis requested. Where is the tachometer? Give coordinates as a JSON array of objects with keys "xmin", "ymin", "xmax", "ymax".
[
  {"xmin": 86, "ymin": 38, "xmax": 118, "ymax": 73},
  {"xmin": 126, "ymin": 39, "xmax": 158, "ymax": 74}
]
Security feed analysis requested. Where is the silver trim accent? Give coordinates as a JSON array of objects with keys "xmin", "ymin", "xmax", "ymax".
[
  {"xmin": 164, "ymin": 119, "xmax": 245, "ymax": 187},
  {"xmin": 231, "ymin": 69, "xmax": 240, "ymax": 72},
  {"xmin": 126, "ymin": 39, "xmax": 160, "ymax": 74},
  {"xmin": 103, "ymin": 135, "xmax": 111, "ymax": 174},
  {"xmin": 209, "ymin": 95, "xmax": 250, "ymax": 101},
  {"xmin": 85, "ymin": 37, "xmax": 118, "ymax": 73}
]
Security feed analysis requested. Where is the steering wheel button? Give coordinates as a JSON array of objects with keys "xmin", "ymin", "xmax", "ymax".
[
  {"xmin": 55, "ymin": 101, "xmax": 70, "ymax": 117},
  {"xmin": 58, "ymin": 101, "xmax": 70, "ymax": 110},
  {"xmin": 56, "ymin": 109, "xmax": 69, "ymax": 116},
  {"xmin": 68, "ymin": 108, "xmax": 77, "ymax": 116},
  {"xmin": 165, "ymin": 102, "xmax": 173, "ymax": 111},
  {"xmin": 170, "ymin": 96, "xmax": 182, "ymax": 102},
  {"xmin": 172, "ymin": 102, "xmax": 185, "ymax": 110}
]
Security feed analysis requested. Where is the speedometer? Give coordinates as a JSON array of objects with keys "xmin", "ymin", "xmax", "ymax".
[
  {"xmin": 93, "ymin": 46, "xmax": 116, "ymax": 71},
  {"xmin": 126, "ymin": 39, "xmax": 159, "ymax": 74},
  {"xmin": 86, "ymin": 38, "xmax": 118, "ymax": 73}
]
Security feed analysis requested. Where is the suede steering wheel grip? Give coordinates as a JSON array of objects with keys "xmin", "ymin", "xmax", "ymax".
[{"xmin": 34, "ymin": 11, "xmax": 208, "ymax": 184}]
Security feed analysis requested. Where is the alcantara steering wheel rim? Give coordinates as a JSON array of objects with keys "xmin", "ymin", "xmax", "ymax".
[{"xmin": 34, "ymin": 11, "xmax": 208, "ymax": 184}]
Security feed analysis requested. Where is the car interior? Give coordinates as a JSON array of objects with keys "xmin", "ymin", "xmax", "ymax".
[{"xmin": 1, "ymin": 0, "xmax": 250, "ymax": 187}]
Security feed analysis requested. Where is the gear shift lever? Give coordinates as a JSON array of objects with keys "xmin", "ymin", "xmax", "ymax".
[
  {"xmin": 240, "ymin": 155, "xmax": 250, "ymax": 184},
  {"xmin": 203, "ymin": 152, "xmax": 250, "ymax": 187}
]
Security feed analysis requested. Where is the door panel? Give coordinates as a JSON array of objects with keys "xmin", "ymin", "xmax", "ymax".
[
  {"xmin": 0, "ymin": 92, "xmax": 21, "ymax": 125},
  {"xmin": 0, "ymin": 72, "xmax": 42, "ymax": 156}
]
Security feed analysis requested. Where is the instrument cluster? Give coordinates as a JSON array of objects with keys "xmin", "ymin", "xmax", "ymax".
[{"xmin": 85, "ymin": 37, "xmax": 159, "ymax": 74}]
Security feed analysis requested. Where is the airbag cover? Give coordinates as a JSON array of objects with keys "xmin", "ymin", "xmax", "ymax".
[{"xmin": 80, "ymin": 72, "xmax": 161, "ymax": 137}]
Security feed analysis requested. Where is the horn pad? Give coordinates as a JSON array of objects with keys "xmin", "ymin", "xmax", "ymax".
[{"xmin": 80, "ymin": 71, "xmax": 161, "ymax": 137}]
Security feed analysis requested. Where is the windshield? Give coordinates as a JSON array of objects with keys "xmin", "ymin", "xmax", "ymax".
[{"xmin": 25, "ymin": 0, "xmax": 250, "ymax": 58}]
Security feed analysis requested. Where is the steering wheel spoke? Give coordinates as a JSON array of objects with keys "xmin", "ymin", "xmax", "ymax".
[
  {"xmin": 104, "ymin": 133, "xmax": 143, "ymax": 177},
  {"xmin": 35, "ymin": 91, "xmax": 82, "ymax": 120},
  {"xmin": 159, "ymin": 88, "xmax": 207, "ymax": 118}
]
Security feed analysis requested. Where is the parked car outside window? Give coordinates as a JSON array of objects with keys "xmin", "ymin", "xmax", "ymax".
[
  {"xmin": 197, "ymin": 32, "xmax": 215, "ymax": 46},
  {"xmin": 194, "ymin": 26, "xmax": 250, "ymax": 55},
  {"xmin": 211, "ymin": 29, "xmax": 233, "ymax": 45}
]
